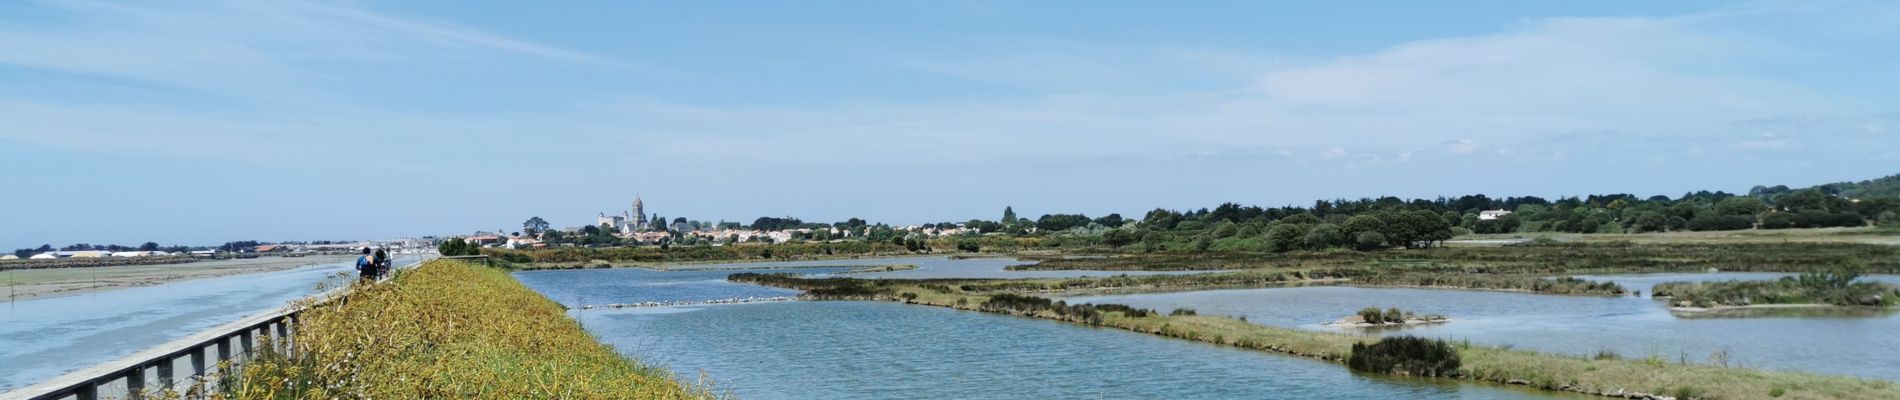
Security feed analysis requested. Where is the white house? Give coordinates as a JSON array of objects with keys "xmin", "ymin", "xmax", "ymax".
[
  {"xmin": 29, "ymin": 253, "xmax": 58, "ymax": 259},
  {"xmin": 0, "ymin": 255, "xmax": 17, "ymax": 260},
  {"xmin": 1478, "ymin": 210, "xmax": 1514, "ymax": 221}
]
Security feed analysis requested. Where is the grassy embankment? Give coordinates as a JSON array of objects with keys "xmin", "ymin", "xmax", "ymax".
[
  {"xmin": 731, "ymin": 273, "xmax": 1900, "ymax": 399},
  {"xmin": 227, "ymin": 260, "xmax": 716, "ymax": 399},
  {"xmin": 1653, "ymin": 266, "xmax": 1899, "ymax": 310}
]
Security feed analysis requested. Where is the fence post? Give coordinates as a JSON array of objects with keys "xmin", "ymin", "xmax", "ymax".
[
  {"xmin": 125, "ymin": 366, "xmax": 145, "ymax": 400},
  {"xmin": 156, "ymin": 357, "xmax": 175, "ymax": 390},
  {"xmin": 217, "ymin": 337, "xmax": 232, "ymax": 364},
  {"xmin": 241, "ymin": 328, "xmax": 256, "ymax": 360}
]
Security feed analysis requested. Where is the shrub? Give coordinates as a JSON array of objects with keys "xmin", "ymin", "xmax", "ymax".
[
  {"xmin": 1348, "ymin": 336, "xmax": 1462, "ymax": 377},
  {"xmin": 1689, "ymin": 215, "xmax": 1754, "ymax": 231},
  {"xmin": 1357, "ymin": 307, "xmax": 1386, "ymax": 324}
]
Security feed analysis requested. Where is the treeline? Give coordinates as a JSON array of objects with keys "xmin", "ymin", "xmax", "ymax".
[
  {"xmin": 1014, "ymin": 242, "xmax": 1900, "ymax": 275},
  {"xmin": 950, "ymin": 173, "xmax": 1899, "ymax": 254}
]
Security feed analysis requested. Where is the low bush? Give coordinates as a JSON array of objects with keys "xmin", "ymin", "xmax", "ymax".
[{"xmin": 1348, "ymin": 336, "xmax": 1462, "ymax": 377}]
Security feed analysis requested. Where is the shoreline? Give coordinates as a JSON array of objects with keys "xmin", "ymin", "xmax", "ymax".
[
  {"xmin": 1668, "ymin": 303, "xmax": 1853, "ymax": 313},
  {"xmin": 2, "ymin": 255, "xmax": 357, "ymax": 302}
]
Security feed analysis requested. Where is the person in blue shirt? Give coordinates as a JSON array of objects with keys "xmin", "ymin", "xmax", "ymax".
[{"xmin": 356, "ymin": 247, "xmax": 374, "ymax": 282}]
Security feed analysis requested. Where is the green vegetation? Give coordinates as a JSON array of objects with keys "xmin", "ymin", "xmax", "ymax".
[
  {"xmin": 232, "ymin": 260, "xmax": 714, "ymax": 399},
  {"xmin": 1653, "ymin": 265, "xmax": 1899, "ymax": 308},
  {"xmin": 436, "ymin": 238, "xmax": 482, "ymax": 256},
  {"xmin": 1013, "ymin": 242, "xmax": 1900, "ymax": 274},
  {"xmin": 732, "ymin": 274, "xmax": 1900, "ymax": 399},
  {"xmin": 1348, "ymin": 336, "xmax": 1461, "ymax": 377},
  {"xmin": 1351, "ymin": 307, "xmax": 1445, "ymax": 325}
]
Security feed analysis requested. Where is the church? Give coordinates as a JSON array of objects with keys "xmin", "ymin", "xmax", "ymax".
[{"xmin": 596, "ymin": 195, "xmax": 650, "ymax": 234}]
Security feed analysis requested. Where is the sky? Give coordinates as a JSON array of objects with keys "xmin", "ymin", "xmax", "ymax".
[{"xmin": 2, "ymin": 0, "xmax": 1897, "ymax": 248}]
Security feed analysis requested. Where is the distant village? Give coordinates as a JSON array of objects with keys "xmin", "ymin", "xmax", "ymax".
[{"xmin": 456, "ymin": 195, "xmax": 979, "ymax": 250}]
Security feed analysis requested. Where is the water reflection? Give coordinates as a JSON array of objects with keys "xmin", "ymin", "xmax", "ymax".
[
  {"xmin": 576, "ymin": 301, "xmax": 1565, "ymax": 399},
  {"xmin": 1062, "ymin": 282, "xmax": 1900, "ymax": 381}
]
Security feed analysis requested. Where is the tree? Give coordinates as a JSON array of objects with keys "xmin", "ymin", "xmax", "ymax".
[
  {"xmin": 1093, "ymin": 213, "xmax": 1126, "ymax": 228},
  {"xmin": 1354, "ymin": 231, "xmax": 1388, "ymax": 251},
  {"xmin": 1035, "ymin": 214, "xmax": 1092, "ymax": 232},
  {"xmin": 1002, "ymin": 207, "xmax": 1018, "ymax": 225},
  {"xmin": 1102, "ymin": 229, "xmax": 1137, "ymax": 249},
  {"xmin": 522, "ymin": 217, "xmax": 550, "ymax": 235},
  {"xmin": 1278, "ymin": 213, "xmax": 1322, "ymax": 225},
  {"xmin": 438, "ymin": 238, "xmax": 478, "ymax": 256},
  {"xmin": 1303, "ymin": 224, "xmax": 1343, "ymax": 250},
  {"xmin": 1341, "ymin": 215, "xmax": 1387, "ymax": 239},
  {"xmin": 1714, "ymin": 197, "xmax": 1767, "ymax": 216},
  {"xmin": 138, "ymin": 242, "xmax": 160, "ymax": 252},
  {"xmin": 1265, "ymin": 224, "xmax": 1307, "ymax": 252},
  {"xmin": 1142, "ymin": 208, "xmax": 1183, "ymax": 230},
  {"xmin": 1625, "ymin": 211, "xmax": 1668, "ymax": 233}
]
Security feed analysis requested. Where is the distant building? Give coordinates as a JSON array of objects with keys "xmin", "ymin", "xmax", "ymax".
[
  {"xmin": 1478, "ymin": 210, "xmax": 1514, "ymax": 220},
  {"xmin": 111, "ymin": 251, "xmax": 166, "ymax": 257},
  {"xmin": 627, "ymin": 231, "xmax": 672, "ymax": 244},
  {"xmin": 464, "ymin": 235, "xmax": 505, "ymax": 247},
  {"xmin": 506, "ymin": 235, "xmax": 544, "ymax": 249},
  {"xmin": 597, "ymin": 195, "xmax": 650, "ymax": 234},
  {"xmin": 0, "ymin": 255, "xmax": 17, "ymax": 260},
  {"xmin": 29, "ymin": 253, "xmax": 57, "ymax": 259}
]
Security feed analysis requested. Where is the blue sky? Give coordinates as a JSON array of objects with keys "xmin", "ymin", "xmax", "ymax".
[{"xmin": 2, "ymin": 0, "xmax": 1896, "ymax": 248}]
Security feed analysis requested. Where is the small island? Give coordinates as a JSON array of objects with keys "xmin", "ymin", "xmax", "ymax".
[
  {"xmin": 1653, "ymin": 264, "xmax": 1897, "ymax": 314},
  {"xmin": 1326, "ymin": 307, "xmax": 1449, "ymax": 328}
]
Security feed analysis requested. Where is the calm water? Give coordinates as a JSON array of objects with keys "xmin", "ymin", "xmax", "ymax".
[
  {"xmin": 0, "ymin": 256, "xmax": 419, "ymax": 391},
  {"xmin": 517, "ymin": 268, "xmax": 1567, "ymax": 399},
  {"xmin": 512, "ymin": 267, "xmax": 860, "ymax": 307},
  {"xmin": 1063, "ymin": 277, "xmax": 1900, "ymax": 381},
  {"xmin": 658, "ymin": 256, "xmax": 1206, "ymax": 279}
]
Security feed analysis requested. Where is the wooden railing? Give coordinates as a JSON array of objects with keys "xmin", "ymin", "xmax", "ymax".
[{"xmin": 0, "ymin": 256, "xmax": 448, "ymax": 400}]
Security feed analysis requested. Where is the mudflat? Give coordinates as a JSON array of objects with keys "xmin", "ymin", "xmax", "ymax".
[{"xmin": 0, "ymin": 255, "xmax": 357, "ymax": 301}]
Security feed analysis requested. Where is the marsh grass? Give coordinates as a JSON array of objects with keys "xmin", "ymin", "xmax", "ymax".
[{"xmin": 225, "ymin": 260, "xmax": 717, "ymax": 399}]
